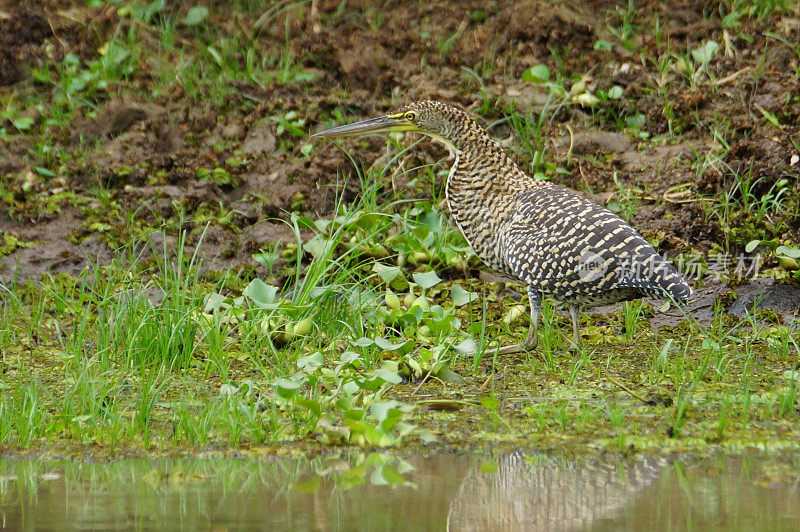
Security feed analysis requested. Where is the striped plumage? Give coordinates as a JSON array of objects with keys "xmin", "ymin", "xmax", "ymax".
[
  {"xmin": 447, "ymin": 452, "xmax": 667, "ymax": 530},
  {"xmin": 312, "ymin": 100, "xmax": 692, "ymax": 352}
]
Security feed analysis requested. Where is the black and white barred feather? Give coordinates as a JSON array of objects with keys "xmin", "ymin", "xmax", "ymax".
[{"xmin": 391, "ymin": 101, "xmax": 692, "ymax": 308}]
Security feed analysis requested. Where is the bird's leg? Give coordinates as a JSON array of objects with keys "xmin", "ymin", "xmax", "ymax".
[
  {"xmin": 568, "ymin": 304, "xmax": 581, "ymax": 347},
  {"xmin": 498, "ymin": 289, "xmax": 541, "ymax": 355}
]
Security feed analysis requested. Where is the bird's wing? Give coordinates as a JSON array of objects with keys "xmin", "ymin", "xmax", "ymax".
[{"xmin": 498, "ymin": 188, "xmax": 690, "ymax": 301}]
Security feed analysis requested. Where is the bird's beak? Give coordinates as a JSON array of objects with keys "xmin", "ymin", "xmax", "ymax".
[{"xmin": 311, "ymin": 115, "xmax": 415, "ymax": 139}]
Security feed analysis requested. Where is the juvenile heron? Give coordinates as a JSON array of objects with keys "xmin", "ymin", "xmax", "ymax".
[{"xmin": 312, "ymin": 101, "xmax": 691, "ymax": 353}]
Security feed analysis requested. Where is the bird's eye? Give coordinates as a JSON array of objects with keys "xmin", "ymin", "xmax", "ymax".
[{"xmin": 405, "ymin": 111, "xmax": 417, "ymax": 121}]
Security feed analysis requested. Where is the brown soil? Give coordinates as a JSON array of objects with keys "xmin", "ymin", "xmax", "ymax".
[{"xmin": 0, "ymin": 0, "xmax": 798, "ymax": 294}]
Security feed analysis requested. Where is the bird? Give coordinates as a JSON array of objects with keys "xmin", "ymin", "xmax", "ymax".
[
  {"xmin": 447, "ymin": 451, "xmax": 667, "ymax": 530},
  {"xmin": 311, "ymin": 101, "xmax": 692, "ymax": 353}
]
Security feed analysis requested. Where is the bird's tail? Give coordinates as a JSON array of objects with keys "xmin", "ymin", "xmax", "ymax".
[{"xmin": 620, "ymin": 252, "xmax": 692, "ymax": 302}]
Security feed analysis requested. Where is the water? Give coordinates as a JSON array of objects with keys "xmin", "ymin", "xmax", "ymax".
[{"xmin": 1, "ymin": 452, "xmax": 798, "ymax": 530}]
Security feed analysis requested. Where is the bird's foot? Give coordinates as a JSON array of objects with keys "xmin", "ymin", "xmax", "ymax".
[
  {"xmin": 565, "ymin": 333, "xmax": 582, "ymax": 350},
  {"xmin": 565, "ymin": 340, "xmax": 581, "ymax": 352},
  {"xmin": 496, "ymin": 337, "xmax": 538, "ymax": 355}
]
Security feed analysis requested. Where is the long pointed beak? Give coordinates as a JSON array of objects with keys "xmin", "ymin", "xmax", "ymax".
[{"xmin": 310, "ymin": 115, "xmax": 412, "ymax": 139}]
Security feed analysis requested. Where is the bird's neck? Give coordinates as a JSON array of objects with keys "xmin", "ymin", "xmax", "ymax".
[
  {"xmin": 447, "ymin": 138, "xmax": 533, "ymax": 193},
  {"xmin": 443, "ymin": 139, "xmax": 532, "ymax": 276}
]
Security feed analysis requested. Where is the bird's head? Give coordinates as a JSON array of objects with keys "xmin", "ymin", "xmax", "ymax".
[{"xmin": 311, "ymin": 100, "xmax": 476, "ymax": 151}]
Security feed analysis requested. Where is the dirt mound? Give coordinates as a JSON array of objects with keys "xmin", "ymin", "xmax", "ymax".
[{"xmin": 0, "ymin": 5, "xmax": 52, "ymax": 86}]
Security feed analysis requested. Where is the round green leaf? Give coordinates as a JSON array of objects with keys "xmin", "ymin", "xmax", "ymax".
[
  {"xmin": 745, "ymin": 240, "xmax": 761, "ymax": 253},
  {"xmin": 182, "ymin": 6, "xmax": 209, "ymax": 26},
  {"xmin": 608, "ymin": 85, "xmax": 624, "ymax": 99},
  {"xmin": 413, "ymin": 271, "xmax": 442, "ymax": 290},
  {"xmin": 450, "ymin": 284, "xmax": 478, "ymax": 306},
  {"xmin": 521, "ymin": 64, "xmax": 550, "ymax": 83}
]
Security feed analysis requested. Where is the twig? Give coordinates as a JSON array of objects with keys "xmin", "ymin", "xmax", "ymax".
[
  {"xmin": 662, "ymin": 182, "xmax": 715, "ymax": 204},
  {"xmin": 410, "ymin": 368, "xmax": 435, "ymax": 396},
  {"xmin": 578, "ymin": 160, "xmax": 594, "ymax": 195},
  {"xmin": 715, "ymin": 67, "xmax": 751, "ymax": 86},
  {"xmin": 606, "ymin": 374, "xmax": 649, "ymax": 403},
  {"xmin": 565, "ymin": 124, "xmax": 575, "ymax": 163}
]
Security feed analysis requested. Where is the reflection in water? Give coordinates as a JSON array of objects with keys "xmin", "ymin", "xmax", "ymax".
[
  {"xmin": 0, "ymin": 453, "xmax": 799, "ymax": 530},
  {"xmin": 447, "ymin": 453, "xmax": 667, "ymax": 531}
]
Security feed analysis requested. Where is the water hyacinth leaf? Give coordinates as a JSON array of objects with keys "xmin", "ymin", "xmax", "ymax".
[
  {"xmin": 342, "ymin": 380, "xmax": 360, "ymax": 395},
  {"xmin": 776, "ymin": 245, "xmax": 800, "ymax": 259},
  {"xmin": 375, "ymin": 337, "xmax": 414, "ymax": 355},
  {"xmin": 607, "ymin": 85, "xmax": 624, "ymax": 99},
  {"xmin": 625, "ymin": 113, "xmax": 646, "ymax": 130},
  {"xmin": 390, "ymin": 275, "xmax": 410, "ymax": 291},
  {"xmin": 385, "ymin": 289, "xmax": 402, "ymax": 309},
  {"xmin": 426, "ymin": 316, "xmax": 457, "ymax": 337},
  {"xmin": 379, "ymin": 412, "xmax": 403, "ymax": 435},
  {"xmin": 398, "ymin": 306, "xmax": 424, "ymax": 326},
  {"xmin": 413, "ymin": 271, "xmax": 442, "ymax": 290},
  {"xmin": 273, "ymin": 378, "xmax": 302, "ymax": 399},
  {"xmin": 181, "ymin": 6, "xmax": 209, "ymax": 25},
  {"xmin": 427, "ymin": 304, "xmax": 445, "ymax": 319},
  {"xmin": 435, "ymin": 366, "xmax": 466, "ymax": 384},
  {"xmin": 219, "ymin": 383, "xmax": 237, "ymax": 397},
  {"xmin": 242, "ymin": 279, "xmax": 279, "ymax": 308},
  {"xmin": 370, "ymin": 467, "xmax": 389, "ymax": 485},
  {"xmin": 370, "ymin": 400, "xmax": 401, "ymax": 423},
  {"xmin": 313, "ymin": 218, "xmax": 330, "ymax": 233},
  {"xmin": 692, "ymin": 40, "xmax": 719, "ymax": 65},
  {"xmin": 338, "ymin": 351, "xmax": 361, "ymax": 364},
  {"xmin": 203, "ymin": 292, "xmax": 230, "ymax": 313},
  {"xmin": 481, "ymin": 396, "xmax": 499, "ymax": 410},
  {"xmin": 293, "ymin": 477, "xmax": 321, "ymax": 493},
  {"xmin": 396, "ymin": 422, "xmax": 416, "ymax": 439},
  {"xmin": 280, "ymin": 303, "xmax": 313, "ymax": 320},
  {"xmin": 399, "ymin": 356, "xmax": 422, "ymax": 380},
  {"xmin": 296, "ymin": 398, "xmax": 322, "ymax": 417},
  {"xmin": 373, "ymin": 465, "xmax": 406, "ymax": 485},
  {"xmin": 454, "ymin": 338, "xmax": 478, "ymax": 355},
  {"xmin": 297, "ymin": 352, "xmax": 324, "ymax": 372},
  {"xmin": 291, "ymin": 213, "xmax": 316, "ymax": 230},
  {"xmin": 521, "ymin": 64, "xmax": 550, "ymax": 83},
  {"xmin": 273, "ymin": 377, "xmax": 302, "ymax": 390},
  {"xmin": 378, "ymin": 416, "xmax": 403, "ymax": 435},
  {"xmin": 303, "ymin": 236, "xmax": 330, "ymax": 259},
  {"xmin": 373, "ymin": 263, "xmax": 401, "ymax": 283},
  {"xmin": 410, "ymin": 295, "xmax": 431, "ymax": 311},
  {"xmin": 374, "ymin": 336, "xmax": 397, "ymax": 351},
  {"xmin": 450, "ymin": 284, "xmax": 478, "ymax": 306},
  {"xmin": 395, "ymin": 458, "xmax": 416, "ymax": 474},
  {"xmin": 373, "ymin": 366, "xmax": 402, "ymax": 385},
  {"xmin": 335, "ymin": 397, "xmax": 353, "ymax": 412},
  {"xmin": 594, "ymin": 39, "xmax": 613, "ymax": 50},
  {"xmin": 418, "ymin": 429, "xmax": 437, "ymax": 444},
  {"xmin": 352, "ymin": 337, "xmax": 374, "ymax": 348},
  {"xmin": 308, "ymin": 286, "xmax": 332, "ymax": 299},
  {"xmin": 745, "ymin": 240, "xmax": 761, "ymax": 253}
]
